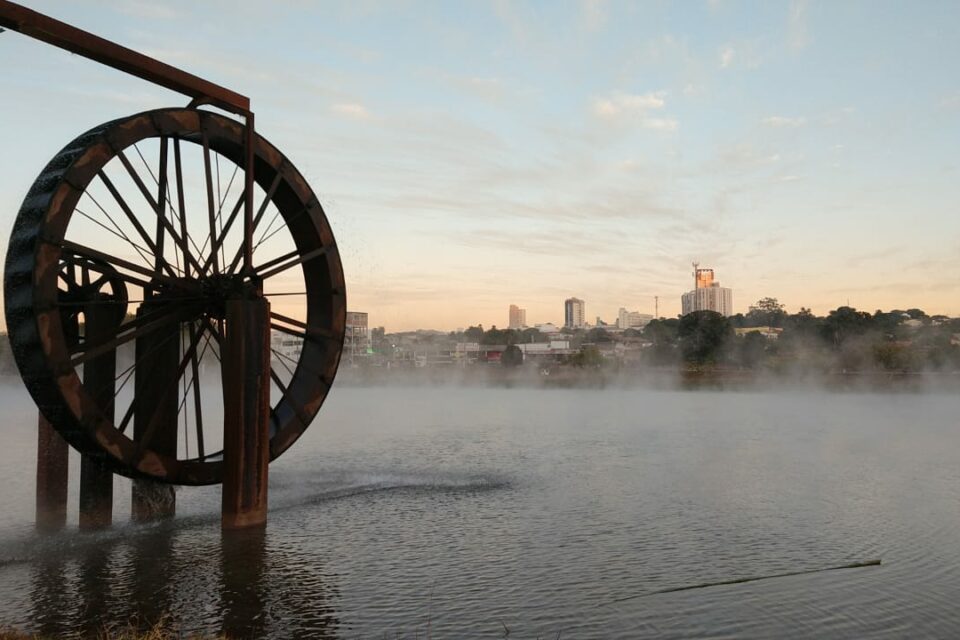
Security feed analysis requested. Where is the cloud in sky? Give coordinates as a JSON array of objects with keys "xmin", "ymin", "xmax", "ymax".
[
  {"xmin": 593, "ymin": 91, "xmax": 666, "ymax": 117},
  {"xmin": 1, "ymin": 2, "xmax": 959, "ymax": 329},
  {"xmin": 762, "ymin": 115, "xmax": 807, "ymax": 127},
  {"xmin": 718, "ymin": 40, "xmax": 765, "ymax": 69},
  {"xmin": 938, "ymin": 92, "xmax": 960, "ymax": 109},
  {"xmin": 787, "ymin": 0, "xmax": 810, "ymax": 50},
  {"xmin": 581, "ymin": 0, "xmax": 608, "ymax": 31},
  {"xmin": 592, "ymin": 91, "xmax": 677, "ymax": 130},
  {"xmin": 331, "ymin": 103, "xmax": 373, "ymax": 120},
  {"xmin": 719, "ymin": 44, "xmax": 736, "ymax": 69}
]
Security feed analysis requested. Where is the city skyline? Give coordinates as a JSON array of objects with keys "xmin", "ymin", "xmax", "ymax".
[{"xmin": 1, "ymin": 2, "xmax": 958, "ymax": 332}]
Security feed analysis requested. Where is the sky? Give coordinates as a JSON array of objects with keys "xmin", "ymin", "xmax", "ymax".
[{"xmin": 1, "ymin": 0, "xmax": 958, "ymax": 331}]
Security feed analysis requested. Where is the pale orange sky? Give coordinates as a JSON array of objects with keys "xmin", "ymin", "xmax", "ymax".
[{"xmin": 1, "ymin": 2, "xmax": 958, "ymax": 333}]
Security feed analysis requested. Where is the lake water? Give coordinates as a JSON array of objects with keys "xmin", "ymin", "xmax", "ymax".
[{"xmin": 0, "ymin": 383, "xmax": 958, "ymax": 638}]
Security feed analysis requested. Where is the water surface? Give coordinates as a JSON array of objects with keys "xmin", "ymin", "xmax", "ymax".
[{"xmin": 0, "ymin": 384, "xmax": 958, "ymax": 638}]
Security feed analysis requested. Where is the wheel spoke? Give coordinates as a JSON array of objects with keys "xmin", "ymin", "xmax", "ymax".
[
  {"xmin": 60, "ymin": 241, "xmax": 194, "ymax": 293},
  {"xmin": 135, "ymin": 326, "xmax": 203, "ymax": 451},
  {"xmin": 187, "ymin": 322, "xmax": 205, "ymax": 460},
  {"xmin": 226, "ymin": 171, "xmax": 284, "ymax": 275},
  {"xmin": 173, "ymin": 139, "xmax": 191, "ymax": 277},
  {"xmin": 270, "ymin": 311, "xmax": 336, "ymax": 340},
  {"xmin": 202, "ymin": 130, "xmax": 221, "ymax": 276},
  {"xmin": 69, "ymin": 303, "xmax": 198, "ymax": 367},
  {"xmin": 257, "ymin": 246, "xmax": 328, "ymax": 281},
  {"xmin": 79, "ymin": 192, "xmax": 158, "ymax": 269},
  {"xmin": 116, "ymin": 149, "xmax": 160, "ymax": 212},
  {"xmin": 273, "ymin": 347, "xmax": 332, "ymax": 388},
  {"xmin": 201, "ymin": 192, "xmax": 244, "ymax": 276},
  {"xmin": 269, "ymin": 362, "xmax": 315, "ymax": 429},
  {"xmin": 118, "ymin": 397, "xmax": 136, "ymax": 434},
  {"xmin": 116, "ymin": 149, "xmax": 207, "ymax": 276},
  {"xmin": 155, "ymin": 137, "xmax": 169, "ymax": 274},
  {"xmin": 138, "ymin": 140, "xmax": 205, "ymax": 273},
  {"xmin": 251, "ymin": 206, "xmax": 314, "ymax": 260},
  {"xmin": 97, "ymin": 171, "xmax": 176, "ymax": 278}
]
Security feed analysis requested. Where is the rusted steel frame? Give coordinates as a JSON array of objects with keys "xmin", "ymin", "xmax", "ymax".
[
  {"xmin": 222, "ymin": 297, "xmax": 271, "ymax": 529},
  {"xmin": 242, "ymin": 113, "xmax": 256, "ymax": 274},
  {"xmin": 0, "ymin": 0, "xmax": 249, "ymax": 114},
  {"xmin": 36, "ymin": 415, "xmax": 68, "ymax": 532},
  {"xmin": 78, "ymin": 302, "xmax": 121, "ymax": 530},
  {"xmin": 0, "ymin": 1, "xmax": 258, "ymax": 279},
  {"xmin": 131, "ymin": 303, "xmax": 181, "ymax": 520}
]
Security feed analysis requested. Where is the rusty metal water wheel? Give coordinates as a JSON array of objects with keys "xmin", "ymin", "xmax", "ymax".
[{"xmin": 4, "ymin": 108, "xmax": 345, "ymax": 485}]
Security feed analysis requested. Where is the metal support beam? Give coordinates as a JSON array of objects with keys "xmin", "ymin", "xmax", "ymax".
[
  {"xmin": 0, "ymin": 0, "xmax": 249, "ymax": 115},
  {"xmin": 36, "ymin": 306, "xmax": 80, "ymax": 532},
  {"xmin": 222, "ymin": 297, "xmax": 271, "ymax": 530},
  {"xmin": 35, "ymin": 415, "xmax": 68, "ymax": 532},
  {"xmin": 77, "ymin": 302, "xmax": 121, "ymax": 530},
  {"xmin": 132, "ymin": 303, "xmax": 178, "ymax": 522}
]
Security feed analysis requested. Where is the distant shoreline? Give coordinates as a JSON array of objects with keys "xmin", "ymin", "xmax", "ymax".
[{"xmin": 332, "ymin": 366, "xmax": 960, "ymax": 392}]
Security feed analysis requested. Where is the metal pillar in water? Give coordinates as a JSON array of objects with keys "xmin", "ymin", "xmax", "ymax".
[
  {"xmin": 132, "ymin": 303, "xmax": 178, "ymax": 522},
  {"xmin": 221, "ymin": 297, "xmax": 271, "ymax": 530},
  {"xmin": 78, "ymin": 303, "xmax": 120, "ymax": 530},
  {"xmin": 35, "ymin": 415, "xmax": 68, "ymax": 532}
]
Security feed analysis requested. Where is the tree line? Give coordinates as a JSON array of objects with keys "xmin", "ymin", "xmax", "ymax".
[{"xmin": 386, "ymin": 298, "xmax": 960, "ymax": 373}]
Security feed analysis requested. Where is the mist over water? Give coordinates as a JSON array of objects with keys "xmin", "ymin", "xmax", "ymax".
[{"xmin": 0, "ymin": 381, "xmax": 959, "ymax": 638}]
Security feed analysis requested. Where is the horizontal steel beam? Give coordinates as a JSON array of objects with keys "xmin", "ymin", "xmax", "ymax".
[{"xmin": 0, "ymin": 0, "xmax": 250, "ymax": 114}]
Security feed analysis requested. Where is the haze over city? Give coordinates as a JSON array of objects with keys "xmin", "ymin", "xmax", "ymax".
[{"xmin": 1, "ymin": 1, "xmax": 958, "ymax": 331}]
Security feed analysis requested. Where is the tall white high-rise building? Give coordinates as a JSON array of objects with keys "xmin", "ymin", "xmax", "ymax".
[
  {"xmin": 508, "ymin": 304, "xmax": 526, "ymax": 329},
  {"xmin": 564, "ymin": 297, "xmax": 585, "ymax": 328},
  {"xmin": 681, "ymin": 263, "xmax": 733, "ymax": 316}
]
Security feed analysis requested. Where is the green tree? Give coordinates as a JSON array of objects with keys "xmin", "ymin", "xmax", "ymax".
[
  {"xmin": 501, "ymin": 344, "xmax": 523, "ymax": 367},
  {"xmin": 642, "ymin": 318, "xmax": 680, "ymax": 365},
  {"xmin": 739, "ymin": 331, "xmax": 769, "ymax": 368},
  {"xmin": 820, "ymin": 306, "xmax": 874, "ymax": 347},
  {"xmin": 678, "ymin": 311, "xmax": 733, "ymax": 364},
  {"xmin": 571, "ymin": 345, "xmax": 603, "ymax": 368},
  {"xmin": 463, "ymin": 325, "xmax": 484, "ymax": 343},
  {"xmin": 519, "ymin": 327, "xmax": 546, "ymax": 343},
  {"xmin": 643, "ymin": 318, "xmax": 679, "ymax": 345},
  {"xmin": 746, "ymin": 297, "xmax": 786, "ymax": 327},
  {"xmin": 481, "ymin": 326, "xmax": 517, "ymax": 345},
  {"xmin": 585, "ymin": 327, "xmax": 613, "ymax": 343}
]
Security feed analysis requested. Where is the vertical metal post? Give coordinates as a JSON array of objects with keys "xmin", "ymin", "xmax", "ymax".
[
  {"xmin": 36, "ymin": 307, "xmax": 79, "ymax": 532},
  {"xmin": 78, "ymin": 458, "xmax": 112, "ymax": 530},
  {"xmin": 242, "ymin": 112, "xmax": 255, "ymax": 275},
  {"xmin": 35, "ymin": 414, "xmax": 68, "ymax": 532},
  {"xmin": 221, "ymin": 296, "xmax": 271, "ymax": 530},
  {"xmin": 132, "ymin": 302, "xmax": 178, "ymax": 522},
  {"xmin": 78, "ymin": 303, "xmax": 120, "ymax": 530}
]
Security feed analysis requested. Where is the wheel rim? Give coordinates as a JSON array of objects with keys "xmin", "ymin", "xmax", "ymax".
[{"xmin": 4, "ymin": 108, "xmax": 346, "ymax": 485}]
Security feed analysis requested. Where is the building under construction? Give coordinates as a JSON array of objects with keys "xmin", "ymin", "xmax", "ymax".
[{"xmin": 681, "ymin": 263, "xmax": 733, "ymax": 316}]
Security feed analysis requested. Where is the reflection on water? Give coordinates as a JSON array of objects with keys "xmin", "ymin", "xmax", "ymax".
[{"xmin": 20, "ymin": 523, "xmax": 339, "ymax": 639}]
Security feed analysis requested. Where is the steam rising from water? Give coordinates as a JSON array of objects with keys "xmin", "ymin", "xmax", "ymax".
[{"xmin": 0, "ymin": 381, "xmax": 958, "ymax": 638}]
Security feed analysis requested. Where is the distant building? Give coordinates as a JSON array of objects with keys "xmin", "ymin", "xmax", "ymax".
[
  {"xmin": 508, "ymin": 304, "xmax": 527, "ymax": 329},
  {"xmin": 564, "ymin": 297, "xmax": 585, "ymax": 328},
  {"xmin": 271, "ymin": 330, "xmax": 302, "ymax": 361},
  {"xmin": 345, "ymin": 311, "xmax": 371, "ymax": 364},
  {"xmin": 536, "ymin": 323, "xmax": 561, "ymax": 334},
  {"xmin": 681, "ymin": 263, "xmax": 733, "ymax": 316},
  {"xmin": 618, "ymin": 308, "xmax": 653, "ymax": 329}
]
